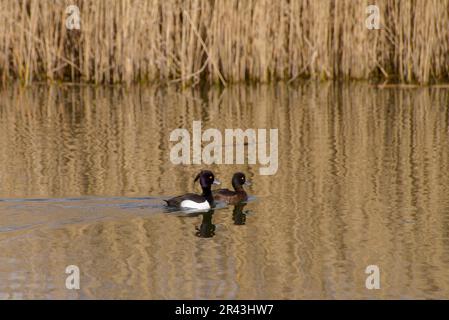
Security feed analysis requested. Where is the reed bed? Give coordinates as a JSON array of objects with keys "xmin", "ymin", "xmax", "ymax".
[{"xmin": 0, "ymin": 0, "xmax": 448, "ymax": 85}]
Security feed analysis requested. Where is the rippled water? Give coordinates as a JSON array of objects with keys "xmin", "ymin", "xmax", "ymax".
[{"xmin": 1, "ymin": 83, "xmax": 449, "ymax": 299}]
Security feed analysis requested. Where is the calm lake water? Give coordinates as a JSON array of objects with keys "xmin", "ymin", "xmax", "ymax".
[{"xmin": 1, "ymin": 83, "xmax": 449, "ymax": 299}]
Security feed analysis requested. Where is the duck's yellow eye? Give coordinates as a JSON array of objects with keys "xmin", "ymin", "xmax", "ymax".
[{"xmin": 210, "ymin": 176, "xmax": 213, "ymax": 180}]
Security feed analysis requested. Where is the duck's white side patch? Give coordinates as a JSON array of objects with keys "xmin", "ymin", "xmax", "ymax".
[{"xmin": 180, "ymin": 200, "xmax": 210, "ymax": 209}]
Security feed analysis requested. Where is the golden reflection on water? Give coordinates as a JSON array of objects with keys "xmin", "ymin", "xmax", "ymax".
[{"xmin": 0, "ymin": 83, "xmax": 449, "ymax": 299}]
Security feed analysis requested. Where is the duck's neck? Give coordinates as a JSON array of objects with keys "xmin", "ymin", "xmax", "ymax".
[
  {"xmin": 232, "ymin": 182, "xmax": 245, "ymax": 192},
  {"xmin": 201, "ymin": 187, "xmax": 214, "ymax": 204}
]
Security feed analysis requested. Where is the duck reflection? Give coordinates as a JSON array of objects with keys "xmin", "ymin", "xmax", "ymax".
[
  {"xmin": 195, "ymin": 210, "xmax": 216, "ymax": 238},
  {"xmin": 194, "ymin": 203, "xmax": 250, "ymax": 237},
  {"xmin": 232, "ymin": 203, "xmax": 247, "ymax": 225}
]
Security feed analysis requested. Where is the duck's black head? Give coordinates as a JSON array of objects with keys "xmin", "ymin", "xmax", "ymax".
[
  {"xmin": 232, "ymin": 172, "xmax": 251, "ymax": 190},
  {"xmin": 194, "ymin": 170, "xmax": 220, "ymax": 190}
]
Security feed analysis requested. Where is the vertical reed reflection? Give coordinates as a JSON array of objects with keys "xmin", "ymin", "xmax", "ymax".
[{"xmin": 0, "ymin": 83, "xmax": 449, "ymax": 299}]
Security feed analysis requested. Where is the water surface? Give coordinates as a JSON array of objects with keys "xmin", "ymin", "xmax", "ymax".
[{"xmin": 1, "ymin": 83, "xmax": 449, "ymax": 299}]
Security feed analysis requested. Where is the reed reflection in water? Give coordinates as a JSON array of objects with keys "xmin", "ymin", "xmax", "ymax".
[{"xmin": 0, "ymin": 83, "xmax": 449, "ymax": 299}]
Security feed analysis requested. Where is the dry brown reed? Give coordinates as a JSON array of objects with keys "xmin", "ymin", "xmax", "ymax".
[{"xmin": 0, "ymin": 0, "xmax": 448, "ymax": 85}]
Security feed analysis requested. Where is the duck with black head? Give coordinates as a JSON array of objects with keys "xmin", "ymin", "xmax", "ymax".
[
  {"xmin": 213, "ymin": 172, "xmax": 251, "ymax": 205},
  {"xmin": 164, "ymin": 170, "xmax": 220, "ymax": 209}
]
